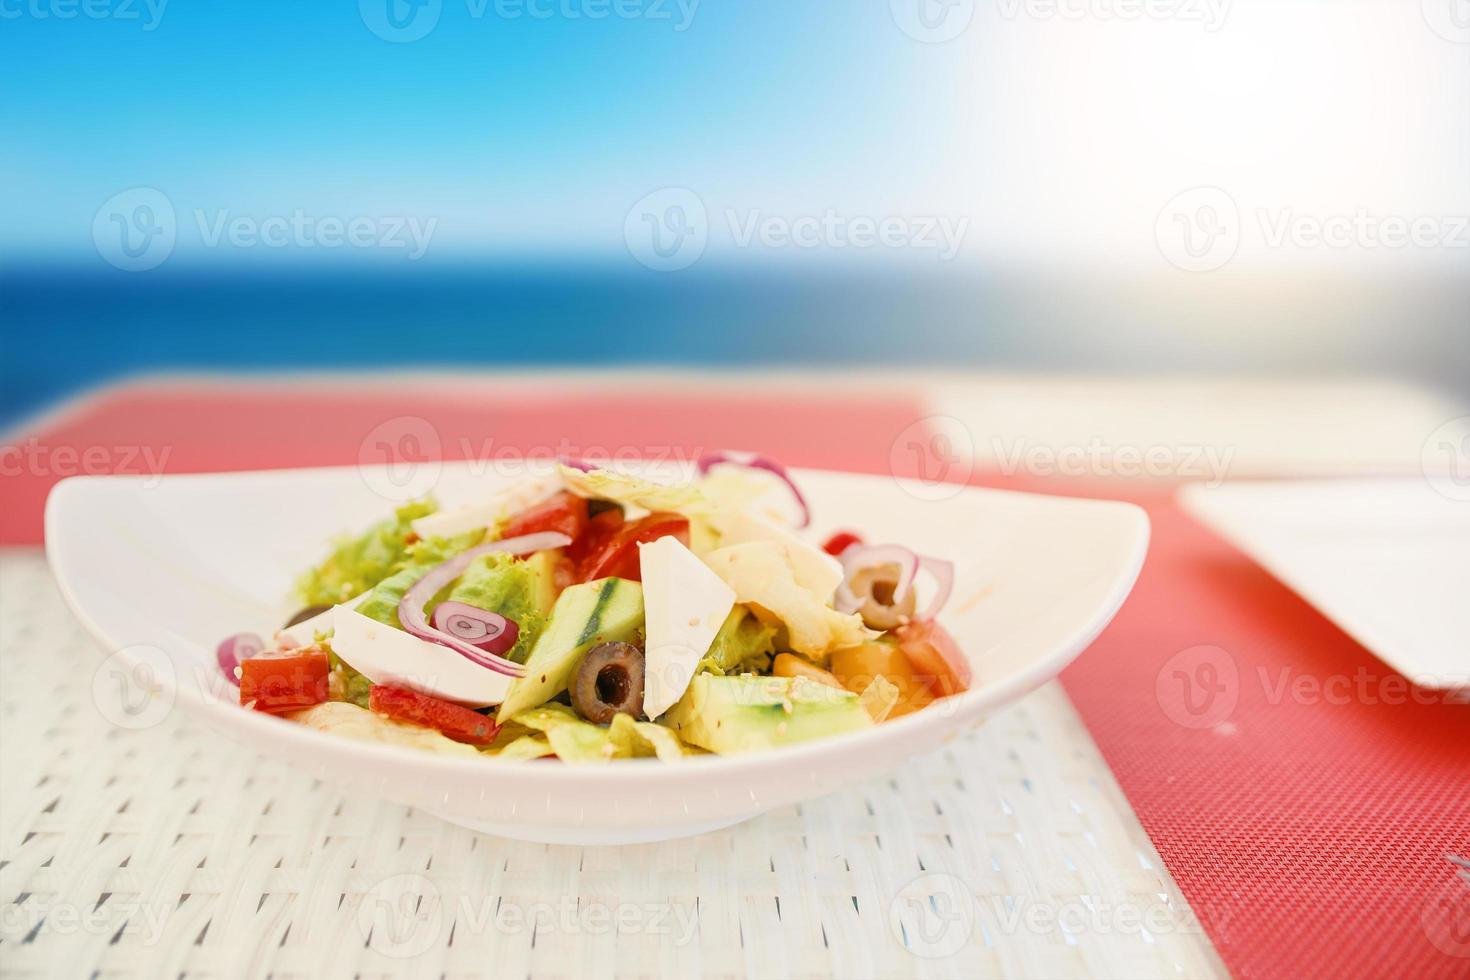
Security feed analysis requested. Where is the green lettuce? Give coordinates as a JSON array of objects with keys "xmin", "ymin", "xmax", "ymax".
[
  {"xmin": 351, "ymin": 550, "xmax": 553, "ymax": 665},
  {"xmin": 697, "ymin": 606, "xmax": 777, "ymax": 677},
  {"xmin": 296, "ymin": 501, "xmax": 437, "ymax": 606},
  {"xmin": 444, "ymin": 552, "xmax": 555, "ymax": 664},
  {"xmin": 325, "ymin": 643, "xmax": 373, "ymax": 709}
]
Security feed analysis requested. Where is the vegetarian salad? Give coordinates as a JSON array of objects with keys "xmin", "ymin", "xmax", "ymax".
[{"xmin": 220, "ymin": 454, "xmax": 970, "ymax": 762}]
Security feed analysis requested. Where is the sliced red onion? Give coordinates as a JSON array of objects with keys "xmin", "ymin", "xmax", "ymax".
[
  {"xmin": 558, "ymin": 456, "xmax": 596, "ymax": 473},
  {"xmin": 834, "ymin": 544, "xmax": 919, "ymax": 614},
  {"xmin": 697, "ymin": 451, "xmax": 810, "ymax": 528},
  {"xmin": 217, "ymin": 632, "xmax": 264, "ymax": 686},
  {"xmin": 917, "ymin": 556, "xmax": 955, "ymax": 621},
  {"xmin": 396, "ymin": 531, "xmax": 570, "ymax": 676},
  {"xmin": 834, "ymin": 546, "xmax": 955, "ymax": 621},
  {"xmin": 431, "ymin": 601, "xmax": 519, "ymax": 656}
]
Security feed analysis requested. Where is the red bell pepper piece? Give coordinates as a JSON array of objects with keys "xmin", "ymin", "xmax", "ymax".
[
  {"xmin": 240, "ymin": 649, "xmax": 330, "ymax": 713},
  {"xmin": 821, "ymin": 530, "xmax": 863, "ymax": 557},
  {"xmin": 368, "ymin": 685, "xmax": 500, "ymax": 746}
]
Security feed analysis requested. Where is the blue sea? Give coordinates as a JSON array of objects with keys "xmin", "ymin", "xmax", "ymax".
[{"xmin": 3, "ymin": 260, "xmax": 1465, "ymax": 431}]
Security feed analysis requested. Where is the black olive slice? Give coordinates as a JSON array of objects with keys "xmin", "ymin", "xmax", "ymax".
[{"xmin": 571, "ymin": 641, "xmax": 645, "ymax": 724}]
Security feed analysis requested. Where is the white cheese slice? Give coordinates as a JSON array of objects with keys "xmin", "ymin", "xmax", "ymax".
[
  {"xmin": 409, "ymin": 475, "xmax": 562, "ymax": 540},
  {"xmin": 277, "ymin": 590, "xmax": 368, "ymax": 649},
  {"xmin": 330, "ymin": 606, "xmax": 514, "ymax": 708},
  {"xmin": 639, "ymin": 536, "xmax": 736, "ymax": 720},
  {"xmin": 700, "ymin": 510, "xmax": 843, "ymax": 601}
]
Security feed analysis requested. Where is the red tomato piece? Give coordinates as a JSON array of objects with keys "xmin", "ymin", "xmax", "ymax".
[
  {"xmin": 239, "ymin": 649, "xmax": 330, "ymax": 713},
  {"xmin": 894, "ymin": 620, "xmax": 972, "ymax": 698},
  {"xmin": 565, "ymin": 508, "xmax": 624, "ymax": 567},
  {"xmin": 500, "ymin": 490, "xmax": 589, "ymax": 543},
  {"xmin": 821, "ymin": 530, "xmax": 863, "ymax": 557},
  {"xmin": 578, "ymin": 513, "xmax": 690, "ymax": 582},
  {"xmin": 368, "ymin": 685, "xmax": 500, "ymax": 746}
]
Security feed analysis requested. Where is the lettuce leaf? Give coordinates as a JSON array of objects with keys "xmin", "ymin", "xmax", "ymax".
[
  {"xmin": 296, "ymin": 501, "xmax": 437, "ymax": 606},
  {"xmin": 444, "ymin": 552, "xmax": 554, "ymax": 664},
  {"xmin": 558, "ymin": 465, "xmax": 710, "ymax": 515},
  {"xmin": 325, "ymin": 643, "xmax": 373, "ymax": 708},
  {"xmin": 510, "ymin": 704, "xmax": 693, "ymax": 763}
]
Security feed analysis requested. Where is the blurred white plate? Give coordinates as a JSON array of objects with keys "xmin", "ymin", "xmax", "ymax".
[
  {"xmin": 47, "ymin": 463, "xmax": 1147, "ymax": 844},
  {"xmin": 1179, "ymin": 478, "xmax": 1469, "ymax": 690}
]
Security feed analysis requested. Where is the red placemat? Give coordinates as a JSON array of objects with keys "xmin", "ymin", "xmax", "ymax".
[{"xmin": 6, "ymin": 380, "xmax": 1469, "ymax": 979}]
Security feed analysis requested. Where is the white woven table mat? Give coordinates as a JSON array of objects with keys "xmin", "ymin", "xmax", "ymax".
[{"xmin": 0, "ymin": 550, "xmax": 1222, "ymax": 979}]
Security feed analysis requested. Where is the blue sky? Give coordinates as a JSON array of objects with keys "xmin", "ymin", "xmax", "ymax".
[{"xmin": 2, "ymin": 1, "xmax": 965, "ymax": 263}]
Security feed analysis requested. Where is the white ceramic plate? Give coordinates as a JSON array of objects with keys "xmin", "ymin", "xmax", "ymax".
[
  {"xmin": 46, "ymin": 463, "xmax": 1148, "ymax": 844},
  {"xmin": 1179, "ymin": 478, "xmax": 1470, "ymax": 690}
]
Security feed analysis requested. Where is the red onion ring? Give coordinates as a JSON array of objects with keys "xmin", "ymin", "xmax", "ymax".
[
  {"xmin": 217, "ymin": 632, "xmax": 264, "ymax": 686},
  {"xmin": 396, "ymin": 531, "xmax": 571, "ymax": 676},
  {"xmin": 431, "ymin": 600, "xmax": 519, "ymax": 656},
  {"xmin": 834, "ymin": 546, "xmax": 955, "ymax": 621},
  {"xmin": 834, "ymin": 544, "xmax": 919, "ymax": 614},
  {"xmin": 697, "ymin": 451, "xmax": 810, "ymax": 528},
  {"xmin": 917, "ymin": 557, "xmax": 955, "ymax": 621}
]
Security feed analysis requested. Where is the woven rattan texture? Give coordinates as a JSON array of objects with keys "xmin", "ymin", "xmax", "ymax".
[{"xmin": 0, "ymin": 552, "xmax": 1222, "ymax": 979}]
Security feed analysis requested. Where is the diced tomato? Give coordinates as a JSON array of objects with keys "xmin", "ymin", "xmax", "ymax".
[
  {"xmin": 368, "ymin": 685, "xmax": 500, "ymax": 746},
  {"xmin": 240, "ymin": 649, "xmax": 330, "ymax": 713},
  {"xmin": 578, "ymin": 512, "xmax": 690, "ymax": 582},
  {"xmin": 821, "ymin": 530, "xmax": 863, "ymax": 557},
  {"xmin": 500, "ymin": 490, "xmax": 589, "ymax": 543},
  {"xmin": 565, "ymin": 507, "xmax": 623, "ymax": 567},
  {"xmin": 893, "ymin": 620, "xmax": 972, "ymax": 697}
]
